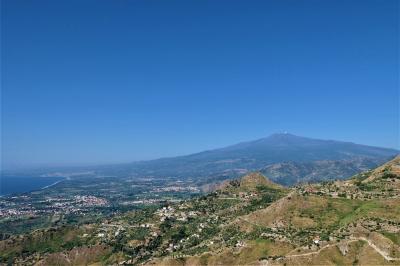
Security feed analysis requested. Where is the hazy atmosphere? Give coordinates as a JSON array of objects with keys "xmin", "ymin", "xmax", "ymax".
[
  {"xmin": 1, "ymin": 1, "xmax": 400, "ymax": 265},
  {"xmin": 2, "ymin": 0, "xmax": 399, "ymax": 169}
]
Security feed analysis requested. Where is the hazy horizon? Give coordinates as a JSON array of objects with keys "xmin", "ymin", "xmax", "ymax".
[
  {"xmin": 2, "ymin": 132, "xmax": 399, "ymax": 171},
  {"xmin": 2, "ymin": 0, "xmax": 399, "ymax": 169}
]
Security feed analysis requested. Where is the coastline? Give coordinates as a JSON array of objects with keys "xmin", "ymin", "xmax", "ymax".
[{"xmin": 41, "ymin": 179, "xmax": 64, "ymax": 190}]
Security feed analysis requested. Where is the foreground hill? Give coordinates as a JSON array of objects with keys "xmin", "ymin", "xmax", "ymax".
[
  {"xmin": 1, "ymin": 157, "xmax": 399, "ymax": 265},
  {"xmin": 94, "ymin": 133, "xmax": 398, "ymax": 186}
]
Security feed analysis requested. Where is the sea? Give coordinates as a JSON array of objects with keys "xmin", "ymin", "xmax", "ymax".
[{"xmin": 0, "ymin": 176, "xmax": 64, "ymax": 196}]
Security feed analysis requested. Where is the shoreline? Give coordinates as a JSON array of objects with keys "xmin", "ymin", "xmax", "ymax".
[{"xmin": 41, "ymin": 179, "xmax": 64, "ymax": 190}]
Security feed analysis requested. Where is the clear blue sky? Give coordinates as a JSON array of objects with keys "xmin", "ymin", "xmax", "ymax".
[{"xmin": 1, "ymin": 0, "xmax": 399, "ymax": 169}]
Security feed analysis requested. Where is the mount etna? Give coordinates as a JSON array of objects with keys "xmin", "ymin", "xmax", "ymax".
[{"xmin": 89, "ymin": 133, "xmax": 398, "ymax": 186}]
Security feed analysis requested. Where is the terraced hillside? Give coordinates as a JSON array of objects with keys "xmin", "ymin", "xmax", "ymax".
[{"xmin": 1, "ymin": 157, "xmax": 399, "ymax": 265}]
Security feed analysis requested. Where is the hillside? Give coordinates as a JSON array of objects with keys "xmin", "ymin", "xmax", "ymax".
[
  {"xmin": 1, "ymin": 157, "xmax": 399, "ymax": 265},
  {"xmin": 216, "ymin": 172, "xmax": 284, "ymax": 192},
  {"xmin": 260, "ymin": 157, "xmax": 380, "ymax": 186}
]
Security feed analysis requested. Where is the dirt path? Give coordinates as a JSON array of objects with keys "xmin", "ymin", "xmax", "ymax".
[
  {"xmin": 237, "ymin": 216, "xmax": 400, "ymax": 262},
  {"xmin": 350, "ymin": 236, "xmax": 400, "ymax": 261},
  {"xmin": 285, "ymin": 237, "xmax": 400, "ymax": 261}
]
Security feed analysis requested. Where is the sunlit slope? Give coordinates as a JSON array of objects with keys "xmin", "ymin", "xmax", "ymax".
[
  {"xmin": 1, "ymin": 158, "xmax": 399, "ymax": 265},
  {"xmin": 151, "ymin": 158, "xmax": 400, "ymax": 265}
]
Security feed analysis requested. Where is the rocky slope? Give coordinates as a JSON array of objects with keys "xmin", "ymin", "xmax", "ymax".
[{"xmin": 1, "ymin": 157, "xmax": 400, "ymax": 265}]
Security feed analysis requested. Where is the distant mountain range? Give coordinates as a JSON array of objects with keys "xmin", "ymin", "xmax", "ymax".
[{"xmin": 96, "ymin": 133, "xmax": 398, "ymax": 186}]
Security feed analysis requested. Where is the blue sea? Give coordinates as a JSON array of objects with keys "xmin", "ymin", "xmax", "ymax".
[{"xmin": 0, "ymin": 176, "xmax": 64, "ymax": 196}]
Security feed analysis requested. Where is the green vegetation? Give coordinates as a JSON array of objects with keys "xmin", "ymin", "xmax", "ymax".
[
  {"xmin": 381, "ymin": 231, "xmax": 400, "ymax": 245},
  {"xmin": 339, "ymin": 200, "xmax": 381, "ymax": 226},
  {"xmin": 1, "ymin": 156, "xmax": 400, "ymax": 265}
]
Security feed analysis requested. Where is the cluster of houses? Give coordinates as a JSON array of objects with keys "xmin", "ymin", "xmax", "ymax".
[
  {"xmin": 238, "ymin": 192, "xmax": 258, "ymax": 200},
  {"xmin": 155, "ymin": 206, "xmax": 199, "ymax": 222},
  {"xmin": 0, "ymin": 206, "xmax": 37, "ymax": 218},
  {"xmin": 298, "ymin": 180, "xmax": 399, "ymax": 200},
  {"xmin": 74, "ymin": 195, "xmax": 108, "ymax": 207},
  {"xmin": 152, "ymin": 186, "xmax": 200, "ymax": 193},
  {"xmin": 0, "ymin": 194, "xmax": 109, "ymax": 219}
]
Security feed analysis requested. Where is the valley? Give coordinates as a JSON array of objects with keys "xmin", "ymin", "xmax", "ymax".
[
  {"xmin": 1, "ymin": 134, "xmax": 397, "ymax": 237},
  {"xmin": 0, "ymin": 176, "xmax": 200, "ymax": 235},
  {"xmin": 3, "ymin": 0, "xmax": 398, "ymax": 264},
  {"xmin": 1, "ymin": 156, "xmax": 399, "ymax": 265}
]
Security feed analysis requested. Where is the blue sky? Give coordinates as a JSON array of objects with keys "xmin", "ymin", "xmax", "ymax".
[{"xmin": 1, "ymin": 0, "xmax": 399, "ymax": 169}]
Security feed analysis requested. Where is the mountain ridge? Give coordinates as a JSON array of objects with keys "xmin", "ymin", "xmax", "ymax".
[
  {"xmin": 4, "ymin": 134, "xmax": 397, "ymax": 187},
  {"xmin": 99, "ymin": 133, "xmax": 398, "ymax": 186}
]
